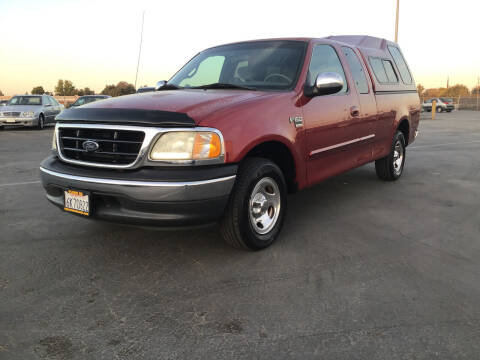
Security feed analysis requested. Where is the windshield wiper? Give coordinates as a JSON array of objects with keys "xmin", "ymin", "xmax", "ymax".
[
  {"xmin": 156, "ymin": 83, "xmax": 182, "ymax": 91},
  {"xmin": 191, "ymin": 83, "xmax": 257, "ymax": 91}
]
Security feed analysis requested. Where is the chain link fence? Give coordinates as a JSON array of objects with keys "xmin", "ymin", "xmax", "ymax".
[{"xmin": 458, "ymin": 97, "xmax": 480, "ymax": 110}]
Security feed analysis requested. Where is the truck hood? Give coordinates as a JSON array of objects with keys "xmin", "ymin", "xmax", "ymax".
[{"xmin": 56, "ymin": 90, "xmax": 274, "ymax": 127}]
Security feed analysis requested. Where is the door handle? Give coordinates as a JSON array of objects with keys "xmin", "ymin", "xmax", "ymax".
[{"xmin": 350, "ymin": 106, "xmax": 360, "ymax": 117}]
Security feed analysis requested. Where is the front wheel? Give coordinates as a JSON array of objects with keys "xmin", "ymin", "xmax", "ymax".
[
  {"xmin": 375, "ymin": 131, "xmax": 406, "ymax": 181},
  {"xmin": 436, "ymin": 106, "xmax": 443, "ymax": 113},
  {"xmin": 37, "ymin": 114, "xmax": 45, "ymax": 130},
  {"xmin": 220, "ymin": 158, "xmax": 287, "ymax": 250}
]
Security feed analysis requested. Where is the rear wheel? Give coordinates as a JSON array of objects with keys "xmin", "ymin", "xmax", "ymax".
[
  {"xmin": 37, "ymin": 114, "xmax": 45, "ymax": 130},
  {"xmin": 220, "ymin": 158, "xmax": 287, "ymax": 250},
  {"xmin": 375, "ymin": 131, "xmax": 406, "ymax": 181}
]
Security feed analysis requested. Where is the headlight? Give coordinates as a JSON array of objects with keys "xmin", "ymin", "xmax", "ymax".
[
  {"xmin": 21, "ymin": 111, "xmax": 35, "ymax": 118},
  {"xmin": 51, "ymin": 129, "xmax": 57, "ymax": 151},
  {"xmin": 149, "ymin": 131, "xmax": 223, "ymax": 162}
]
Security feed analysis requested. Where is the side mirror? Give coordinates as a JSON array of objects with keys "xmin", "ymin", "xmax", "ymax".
[
  {"xmin": 306, "ymin": 72, "xmax": 344, "ymax": 97},
  {"xmin": 155, "ymin": 80, "xmax": 167, "ymax": 91}
]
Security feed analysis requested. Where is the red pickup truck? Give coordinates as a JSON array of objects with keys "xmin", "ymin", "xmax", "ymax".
[{"xmin": 40, "ymin": 35, "xmax": 420, "ymax": 250}]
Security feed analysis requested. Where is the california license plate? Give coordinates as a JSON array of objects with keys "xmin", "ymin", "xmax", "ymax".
[
  {"xmin": 6, "ymin": 119, "xmax": 16, "ymax": 123},
  {"xmin": 64, "ymin": 189, "xmax": 90, "ymax": 216}
]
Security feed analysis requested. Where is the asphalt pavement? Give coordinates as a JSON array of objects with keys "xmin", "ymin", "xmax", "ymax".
[{"xmin": 1, "ymin": 110, "xmax": 480, "ymax": 359}]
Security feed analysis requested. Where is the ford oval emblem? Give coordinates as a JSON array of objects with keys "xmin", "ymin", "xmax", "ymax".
[{"xmin": 82, "ymin": 140, "xmax": 99, "ymax": 152}]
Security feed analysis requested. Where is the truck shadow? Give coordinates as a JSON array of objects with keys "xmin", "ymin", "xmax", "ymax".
[{"xmin": 89, "ymin": 163, "xmax": 383, "ymax": 256}]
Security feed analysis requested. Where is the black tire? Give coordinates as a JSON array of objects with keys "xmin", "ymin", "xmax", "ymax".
[
  {"xmin": 37, "ymin": 114, "xmax": 45, "ymax": 130},
  {"xmin": 375, "ymin": 131, "xmax": 406, "ymax": 181},
  {"xmin": 447, "ymin": 109, "xmax": 452, "ymax": 112},
  {"xmin": 220, "ymin": 157, "xmax": 287, "ymax": 251},
  {"xmin": 436, "ymin": 106, "xmax": 442, "ymax": 113}
]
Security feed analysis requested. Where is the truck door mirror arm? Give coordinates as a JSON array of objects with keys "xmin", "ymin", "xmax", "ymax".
[{"xmin": 304, "ymin": 72, "xmax": 344, "ymax": 97}]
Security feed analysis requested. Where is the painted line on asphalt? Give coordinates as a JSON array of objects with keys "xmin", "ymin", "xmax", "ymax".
[
  {"xmin": 410, "ymin": 140, "xmax": 480, "ymax": 149},
  {"xmin": 0, "ymin": 180, "xmax": 41, "ymax": 187}
]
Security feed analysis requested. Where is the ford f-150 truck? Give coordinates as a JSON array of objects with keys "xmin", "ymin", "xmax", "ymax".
[{"xmin": 40, "ymin": 36, "xmax": 420, "ymax": 250}]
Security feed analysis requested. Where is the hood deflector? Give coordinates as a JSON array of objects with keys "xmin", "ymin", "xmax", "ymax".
[{"xmin": 56, "ymin": 108, "xmax": 195, "ymax": 127}]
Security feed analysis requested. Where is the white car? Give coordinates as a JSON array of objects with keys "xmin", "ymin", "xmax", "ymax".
[
  {"xmin": 422, "ymin": 98, "xmax": 454, "ymax": 113},
  {"xmin": 0, "ymin": 95, "xmax": 62, "ymax": 129}
]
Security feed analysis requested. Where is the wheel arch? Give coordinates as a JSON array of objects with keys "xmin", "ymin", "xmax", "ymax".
[
  {"xmin": 397, "ymin": 117, "xmax": 410, "ymax": 145},
  {"xmin": 238, "ymin": 137, "xmax": 299, "ymax": 193}
]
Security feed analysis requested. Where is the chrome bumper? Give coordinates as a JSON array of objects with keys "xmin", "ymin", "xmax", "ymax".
[
  {"xmin": 40, "ymin": 167, "xmax": 236, "ymax": 203},
  {"xmin": 0, "ymin": 117, "xmax": 37, "ymax": 126}
]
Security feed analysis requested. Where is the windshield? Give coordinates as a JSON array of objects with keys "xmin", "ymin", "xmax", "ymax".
[
  {"xmin": 137, "ymin": 87, "xmax": 154, "ymax": 93},
  {"xmin": 73, "ymin": 97, "xmax": 105, "ymax": 106},
  {"xmin": 8, "ymin": 96, "xmax": 42, "ymax": 106},
  {"xmin": 169, "ymin": 40, "xmax": 307, "ymax": 91}
]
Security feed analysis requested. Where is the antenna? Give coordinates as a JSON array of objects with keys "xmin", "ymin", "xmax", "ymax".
[{"xmin": 134, "ymin": 11, "xmax": 145, "ymax": 90}]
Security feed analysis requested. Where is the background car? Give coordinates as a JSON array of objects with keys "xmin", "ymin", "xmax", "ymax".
[
  {"xmin": 422, "ymin": 97, "xmax": 454, "ymax": 112},
  {"xmin": 0, "ymin": 94, "xmax": 62, "ymax": 129},
  {"xmin": 0, "ymin": 100, "xmax": 8, "ymax": 106},
  {"xmin": 69, "ymin": 95, "xmax": 111, "ymax": 107}
]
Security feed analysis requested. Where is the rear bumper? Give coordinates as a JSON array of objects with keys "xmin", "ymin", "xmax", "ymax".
[{"xmin": 40, "ymin": 156, "xmax": 237, "ymax": 226}]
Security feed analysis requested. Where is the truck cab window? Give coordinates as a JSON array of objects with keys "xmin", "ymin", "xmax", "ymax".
[
  {"xmin": 308, "ymin": 45, "xmax": 347, "ymax": 93},
  {"xmin": 342, "ymin": 47, "xmax": 369, "ymax": 94}
]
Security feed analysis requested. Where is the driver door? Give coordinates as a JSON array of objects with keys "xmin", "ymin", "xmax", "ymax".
[{"xmin": 302, "ymin": 43, "xmax": 366, "ymax": 185}]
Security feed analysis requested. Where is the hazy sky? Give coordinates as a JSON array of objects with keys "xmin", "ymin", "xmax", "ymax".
[{"xmin": 0, "ymin": 0, "xmax": 478, "ymax": 95}]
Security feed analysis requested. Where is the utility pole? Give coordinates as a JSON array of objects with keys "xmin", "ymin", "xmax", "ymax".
[
  {"xmin": 134, "ymin": 11, "xmax": 145, "ymax": 90},
  {"xmin": 395, "ymin": 0, "xmax": 400, "ymax": 42}
]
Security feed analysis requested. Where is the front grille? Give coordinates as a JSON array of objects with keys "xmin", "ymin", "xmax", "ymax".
[
  {"xmin": 58, "ymin": 127, "xmax": 145, "ymax": 165},
  {"xmin": 3, "ymin": 112, "xmax": 21, "ymax": 117}
]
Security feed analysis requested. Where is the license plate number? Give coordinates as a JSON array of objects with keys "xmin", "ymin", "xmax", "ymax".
[
  {"xmin": 6, "ymin": 119, "xmax": 17, "ymax": 123},
  {"xmin": 64, "ymin": 190, "xmax": 90, "ymax": 216}
]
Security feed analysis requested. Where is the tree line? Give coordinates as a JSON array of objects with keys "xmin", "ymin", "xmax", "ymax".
[
  {"xmin": 3, "ymin": 82, "xmax": 479, "ymax": 99},
  {"xmin": 21, "ymin": 79, "xmax": 137, "ymax": 97},
  {"xmin": 417, "ymin": 83, "xmax": 480, "ymax": 99}
]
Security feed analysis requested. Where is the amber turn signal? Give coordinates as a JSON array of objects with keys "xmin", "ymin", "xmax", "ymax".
[{"xmin": 192, "ymin": 132, "xmax": 222, "ymax": 159}]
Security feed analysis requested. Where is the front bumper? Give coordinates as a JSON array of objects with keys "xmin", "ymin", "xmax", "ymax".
[
  {"xmin": 40, "ymin": 156, "xmax": 237, "ymax": 226},
  {"xmin": 0, "ymin": 117, "xmax": 37, "ymax": 127}
]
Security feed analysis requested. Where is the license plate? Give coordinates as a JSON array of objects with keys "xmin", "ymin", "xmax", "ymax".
[
  {"xmin": 6, "ymin": 119, "xmax": 17, "ymax": 123},
  {"xmin": 64, "ymin": 189, "xmax": 90, "ymax": 216}
]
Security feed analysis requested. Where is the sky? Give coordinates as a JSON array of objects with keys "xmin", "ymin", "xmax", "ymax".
[{"xmin": 0, "ymin": 0, "xmax": 479, "ymax": 95}]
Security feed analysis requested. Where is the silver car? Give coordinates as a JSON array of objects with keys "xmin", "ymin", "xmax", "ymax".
[{"xmin": 0, "ymin": 95, "xmax": 62, "ymax": 129}]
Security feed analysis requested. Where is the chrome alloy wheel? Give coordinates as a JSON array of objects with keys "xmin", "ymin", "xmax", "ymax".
[
  {"xmin": 249, "ymin": 177, "xmax": 281, "ymax": 235},
  {"xmin": 393, "ymin": 140, "xmax": 404, "ymax": 176}
]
